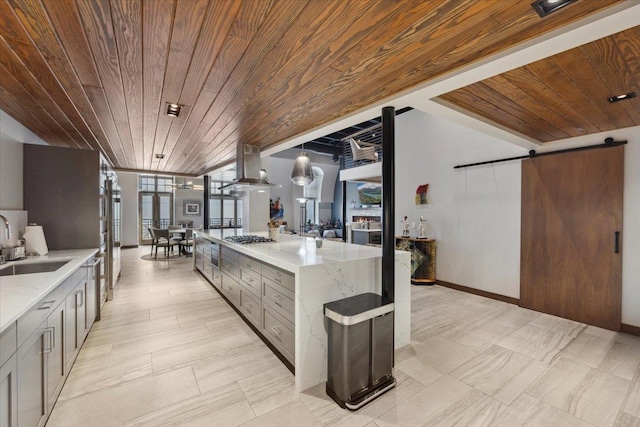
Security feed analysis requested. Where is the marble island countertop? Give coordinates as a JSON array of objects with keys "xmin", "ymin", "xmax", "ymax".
[
  {"xmin": 0, "ymin": 249, "xmax": 98, "ymax": 334},
  {"xmin": 196, "ymin": 229, "xmax": 399, "ymax": 273}
]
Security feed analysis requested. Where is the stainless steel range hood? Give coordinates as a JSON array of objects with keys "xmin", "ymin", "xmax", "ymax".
[{"xmin": 218, "ymin": 144, "xmax": 280, "ymax": 191}]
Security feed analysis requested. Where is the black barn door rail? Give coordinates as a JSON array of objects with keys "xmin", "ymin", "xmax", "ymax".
[{"xmin": 453, "ymin": 137, "xmax": 627, "ymax": 170}]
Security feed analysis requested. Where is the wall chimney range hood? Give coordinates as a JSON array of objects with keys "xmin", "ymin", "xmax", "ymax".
[{"xmin": 218, "ymin": 144, "xmax": 280, "ymax": 191}]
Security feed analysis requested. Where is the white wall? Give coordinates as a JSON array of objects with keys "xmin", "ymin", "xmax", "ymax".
[
  {"xmin": 174, "ymin": 187, "xmax": 204, "ymax": 228},
  {"xmin": 397, "ymin": 109, "xmax": 640, "ymax": 326},
  {"xmin": 118, "ymin": 172, "xmax": 139, "ymax": 247},
  {"xmin": 0, "ymin": 109, "xmax": 49, "ymax": 210},
  {"xmin": 395, "ymin": 109, "xmax": 527, "ymax": 299},
  {"xmin": 622, "ymin": 137, "xmax": 640, "ymax": 326}
]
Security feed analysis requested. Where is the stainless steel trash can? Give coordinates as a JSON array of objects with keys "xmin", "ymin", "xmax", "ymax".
[{"xmin": 324, "ymin": 293, "xmax": 396, "ymax": 410}]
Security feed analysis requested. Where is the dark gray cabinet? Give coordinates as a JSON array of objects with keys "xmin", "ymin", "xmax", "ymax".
[
  {"xmin": 45, "ymin": 302, "xmax": 65, "ymax": 411},
  {"xmin": 17, "ymin": 321, "xmax": 47, "ymax": 427},
  {"xmin": 0, "ymin": 353, "xmax": 17, "ymax": 427},
  {"xmin": 64, "ymin": 280, "xmax": 86, "ymax": 373},
  {"xmin": 17, "ymin": 300, "xmax": 66, "ymax": 427},
  {"xmin": 12, "ymin": 262, "xmax": 94, "ymax": 427}
]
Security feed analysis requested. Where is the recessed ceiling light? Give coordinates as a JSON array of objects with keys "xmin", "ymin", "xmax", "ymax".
[
  {"xmin": 155, "ymin": 153, "xmax": 165, "ymax": 159},
  {"xmin": 607, "ymin": 92, "xmax": 636, "ymax": 103},
  {"xmin": 531, "ymin": 0, "xmax": 576, "ymax": 17},
  {"xmin": 166, "ymin": 103, "xmax": 182, "ymax": 118}
]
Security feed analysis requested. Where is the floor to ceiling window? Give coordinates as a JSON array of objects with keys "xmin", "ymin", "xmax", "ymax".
[
  {"xmin": 138, "ymin": 175, "xmax": 174, "ymax": 244},
  {"xmin": 209, "ymin": 181, "xmax": 242, "ymax": 228}
]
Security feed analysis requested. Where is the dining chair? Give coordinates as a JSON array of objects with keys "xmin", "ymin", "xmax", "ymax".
[
  {"xmin": 179, "ymin": 229, "xmax": 194, "ymax": 257},
  {"xmin": 147, "ymin": 227, "xmax": 157, "ymax": 256},
  {"xmin": 348, "ymin": 138, "xmax": 378, "ymax": 165},
  {"xmin": 151, "ymin": 227, "xmax": 176, "ymax": 259},
  {"xmin": 168, "ymin": 225, "xmax": 183, "ymax": 244}
]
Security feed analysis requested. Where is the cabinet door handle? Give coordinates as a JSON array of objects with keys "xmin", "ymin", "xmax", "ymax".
[
  {"xmin": 85, "ymin": 258, "xmax": 102, "ymax": 268},
  {"xmin": 43, "ymin": 327, "xmax": 55, "ymax": 354},
  {"xmin": 271, "ymin": 294, "xmax": 283, "ymax": 307},
  {"xmin": 75, "ymin": 290, "xmax": 84, "ymax": 308},
  {"xmin": 38, "ymin": 300, "xmax": 55, "ymax": 310},
  {"xmin": 271, "ymin": 326, "xmax": 283, "ymax": 340},
  {"xmin": 615, "ymin": 231, "xmax": 620, "ymax": 254}
]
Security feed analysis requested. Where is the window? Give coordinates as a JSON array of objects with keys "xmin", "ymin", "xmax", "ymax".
[
  {"xmin": 209, "ymin": 181, "xmax": 242, "ymax": 228},
  {"xmin": 139, "ymin": 174, "xmax": 174, "ymax": 192}
]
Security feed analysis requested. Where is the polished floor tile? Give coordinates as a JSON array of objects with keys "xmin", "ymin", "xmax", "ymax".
[
  {"xmin": 47, "ymin": 247, "xmax": 640, "ymax": 427},
  {"xmin": 451, "ymin": 345, "xmax": 547, "ymax": 405},
  {"xmin": 497, "ymin": 324, "xmax": 577, "ymax": 364},
  {"xmin": 47, "ymin": 366, "xmax": 200, "ymax": 427},
  {"xmin": 374, "ymin": 375, "xmax": 502, "ymax": 426},
  {"xmin": 526, "ymin": 357, "xmax": 630, "ymax": 426},
  {"xmin": 491, "ymin": 394, "xmax": 592, "ymax": 427}
]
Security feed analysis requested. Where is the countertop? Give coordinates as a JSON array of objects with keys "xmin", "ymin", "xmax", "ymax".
[
  {"xmin": 352, "ymin": 228, "xmax": 382, "ymax": 233},
  {"xmin": 196, "ymin": 229, "xmax": 394, "ymax": 273},
  {"xmin": 0, "ymin": 249, "xmax": 98, "ymax": 334}
]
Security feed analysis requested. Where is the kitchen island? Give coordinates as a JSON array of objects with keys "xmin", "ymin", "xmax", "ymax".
[{"xmin": 194, "ymin": 229, "xmax": 411, "ymax": 392}]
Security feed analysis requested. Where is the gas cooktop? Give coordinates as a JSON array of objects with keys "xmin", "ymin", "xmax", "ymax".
[{"xmin": 224, "ymin": 235, "xmax": 274, "ymax": 244}]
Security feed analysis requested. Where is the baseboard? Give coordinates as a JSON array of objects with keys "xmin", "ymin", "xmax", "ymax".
[
  {"xmin": 621, "ymin": 324, "xmax": 640, "ymax": 337},
  {"xmin": 436, "ymin": 280, "xmax": 520, "ymax": 306},
  {"xmin": 121, "ymin": 245, "xmax": 139, "ymax": 249}
]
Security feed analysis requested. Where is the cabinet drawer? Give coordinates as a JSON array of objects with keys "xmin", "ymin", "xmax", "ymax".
[
  {"xmin": 221, "ymin": 257, "xmax": 238, "ymax": 280},
  {"xmin": 239, "ymin": 289, "xmax": 262, "ymax": 329},
  {"xmin": 262, "ymin": 278, "xmax": 295, "ymax": 322},
  {"xmin": 221, "ymin": 247, "xmax": 239, "ymax": 262},
  {"xmin": 220, "ymin": 273, "xmax": 240, "ymax": 306},
  {"xmin": 203, "ymin": 261, "xmax": 212, "ymax": 278},
  {"xmin": 263, "ymin": 307, "xmax": 294, "ymax": 363},
  {"xmin": 239, "ymin": 254, "xmax": 261, "ymax": 275},
  {"xmin": 17, "ymin": 267, "xmax": 86, "ymax": 347},
  {"xmin": 239, "ymin": 267, "xmax": 261, "ymax": 299},
  {"xmin": 261, "ymin": 264, "xmax": 294, "ymax": 292},
  {"xmin": 211, "ymin": 266, "xmax": 222, "ymax": 290},
  {"xmin": 0, "ymin": 322, "xmax": 17, "ymax": 367}
]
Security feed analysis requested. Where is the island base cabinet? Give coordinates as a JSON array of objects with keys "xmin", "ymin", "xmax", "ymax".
[
  {"xmin": 0, "ymin": 354, "xmax": 17, "ymax": 427},
  {"xmin": 239, "ymin": 289, "xmax": 262, "ymax": 329},
  {"xmin": 220, "ymin": 274, "xmax": 240, "ymax": 306},
  {"xmin": 263, "ymin": 307, "xmax": 295, "ymax": 364}
]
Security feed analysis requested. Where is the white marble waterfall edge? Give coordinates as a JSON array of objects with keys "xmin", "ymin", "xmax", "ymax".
[{"xmin": 295, "ymin": 251, "xmax": 411, "ymax": 392}]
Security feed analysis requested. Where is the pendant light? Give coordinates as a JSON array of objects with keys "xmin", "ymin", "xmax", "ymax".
[{"xmin": 291, "ymin": 144, "xmax": 314, "ymax": 185}]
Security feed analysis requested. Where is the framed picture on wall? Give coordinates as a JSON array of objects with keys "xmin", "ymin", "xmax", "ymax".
[{"xmin": 183, "ymin": 201, "xmax": 201, "ymax": 215}]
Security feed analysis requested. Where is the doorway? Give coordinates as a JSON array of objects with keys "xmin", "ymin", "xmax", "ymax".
[
  {"xmin": 139, "ymin": 192, "xmax": 174, "ymax": 244},
  {"xmin": 520, "ymin": 146, "xmax": 624, "ymax": 330}
]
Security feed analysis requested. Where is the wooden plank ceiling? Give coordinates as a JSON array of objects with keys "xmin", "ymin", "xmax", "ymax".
[
  {"xmin": 439, "ymin": 25, "xmax": 640, "ymax": 143},
  {"xmin": 0, "ymin": 0, "xmax": 623, "ymax": 175}
]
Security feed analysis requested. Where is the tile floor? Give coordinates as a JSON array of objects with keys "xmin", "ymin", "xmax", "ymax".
[{"xmin": 47, "ymin": 247, "xmax": 640, "ymax": 426}]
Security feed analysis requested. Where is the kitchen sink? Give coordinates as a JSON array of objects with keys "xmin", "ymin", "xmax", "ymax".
[{"xmin": 0, "ymin": 260, "xmax": 71, "ymax": 277}]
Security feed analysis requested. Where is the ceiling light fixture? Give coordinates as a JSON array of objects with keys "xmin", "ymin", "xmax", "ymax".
[
  {"xmin": 155, "ymin": 153, "xmax": 165, "ymax": 159},
  {"xmin": 166, "ymin": 103, "xmax": 182, "ymax": 118},
  {"xmin": 607, "ymin": 92, "xmax": 636, "ymax": 103},
  {"xmin": 290, "ymin": 144, "xmax": 314, "ymax": 186},
  {"xmin": 531, "ymin": 0, "xmax": 576, "ymax": 17}
]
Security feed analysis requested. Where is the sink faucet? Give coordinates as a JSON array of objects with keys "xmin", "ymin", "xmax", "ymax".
[{"xmin": 0, "ymin": 215, "xmax": 11, "ymax": 242}]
